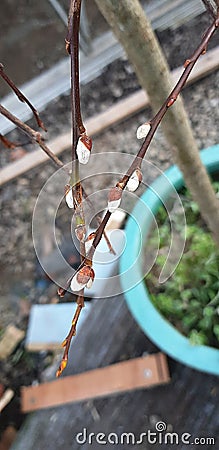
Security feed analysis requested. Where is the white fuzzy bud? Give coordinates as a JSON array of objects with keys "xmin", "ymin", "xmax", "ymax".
[
  {"xmin": 127, "ymin": 169, "xmax": 142, "ymax": 192},
  {"xmin": 108, "ymin": 186, "xmax": 122, "ymax": 213},
  {"xmin": 85, "ymin": 232, "xmax": 96, "ymax": 254},
  {"xmin": 75, "ymin": 225, "xmax": 86, "ymax": 242},
  {"xmin": 65, "ymin": 186, "xmax": 74, "ymax": 209},
  {"xmin": 70, "ymin": 266, "xmax": 95, "ymax": 292},
  {"xmin": 136, "ymin": 122, "xmax": 151, "ymax": 140},
  {"xmin": 86, "ymin": 278, "xmax": 93, "ymax": 289},
  {"xmin": 70, "ymin": 275, "xmax": 86, "ymax": 292},
  {"xmin": 76, "ymin": 135, "xmax": 92, "ymax": 165}
]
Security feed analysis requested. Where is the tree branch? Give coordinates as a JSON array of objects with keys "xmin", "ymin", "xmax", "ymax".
[
  {"xmin": 86, "ymin": 11, "xmax": 219, "ymax": 260},
  {"xmin": 0, "ymin": 104, "xmax": 65, "ymax": 169},
  {"xmin": 0, "ymin": 63, "xmax": 47, "ymax": 131},
  {"xmin": 202, "ymin": 0, "xmax": 219, "ymax": 19},
  {"xmin": 62, "ymin": 10, "xmax": 219, "ymax": 278},
  {"xmin": 0, "ymin": 133, "xmax": 16, "ymax": 149},
  {"xmin": 56, "ymin": 0, "xmax": 87, "ymax": 377},
  {"xmin": 56, "ymin": 295, "xmax": 84, "ymax": 377}
]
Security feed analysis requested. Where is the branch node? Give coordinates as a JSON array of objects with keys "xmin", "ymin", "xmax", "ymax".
[
  {"xmin": 184, "ymin": 59, "xmax": 191, "ymax": 68},
  {"xmin": 167, "ymin": 97, "xmax": 176, "ymax": 108}
]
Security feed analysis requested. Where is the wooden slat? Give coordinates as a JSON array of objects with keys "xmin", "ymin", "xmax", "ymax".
[
  {"xmin": 21, "ymin": 353, "xmax": 170, "ymax": 412},
  {"xmin": 1, "ymin": 45, "xmax": 219, "ymax": 187}
]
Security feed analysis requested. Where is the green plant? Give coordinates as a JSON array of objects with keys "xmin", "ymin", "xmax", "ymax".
[{"xmin": 146, "ymin": 183, "xmax": 219, "ymax": 347}]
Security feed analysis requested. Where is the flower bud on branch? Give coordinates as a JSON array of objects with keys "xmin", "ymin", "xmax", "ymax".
[
  {"xmin": 65, "ymin": 185, "xmax": 74, "ymax": 209},
  {"xmin": 75, "ymin": 224, "xmax": 86, "ymax": 242},
  {"xmin": 70, "ymin": 265, "xmax": 95, "ymax": 292},
  {"xmin": 85, "ymin": 232, "xmax": 96, "ymax": 254},
  {"xmin": 126, "ymin": 168, "xmax": 142, "ymax": 192},
  {"xmin": 76, "ymin": 134, "xmax": 92, "ymax": 164},
  {"xmin": 108, "ymin": 186, "xmax": 122, "ymax": 212},
  {"xmin": 136, "ymin": 122, "xmax": 151, "ymax": 139}
]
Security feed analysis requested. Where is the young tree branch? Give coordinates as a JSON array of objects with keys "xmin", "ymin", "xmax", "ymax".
[
  {"xmin": 83, "ymin": 11, "xmax": 219, "ymax": 283},
  {"xmin": 56, "ymin": 0, "xmax": 87, "ymax": 377},
  {"xmin": 56, "ymin": 294, "xmax": 84, "ymax": 377},
  {"xmin": 58, "ymin": 10, "xmax": 219, "ymax": 310},
  {"xmin": 86, "ymin": 10, "xmax": 219, "ymax": 260}
]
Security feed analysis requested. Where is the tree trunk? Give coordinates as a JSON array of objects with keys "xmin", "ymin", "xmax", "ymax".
[{"xmin": 95, "ymin": 0, "xmax": 219, "ymax": 246}]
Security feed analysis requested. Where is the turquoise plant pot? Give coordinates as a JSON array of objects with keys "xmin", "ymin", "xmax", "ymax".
[{"xmin": 120, "ymin": 145, "xmax": 219, "ymax": 375}]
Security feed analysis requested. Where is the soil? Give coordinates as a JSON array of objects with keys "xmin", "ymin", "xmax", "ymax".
[{"xmin": 0, "ymin": 9, "xmax": 219, "ymax": 442}]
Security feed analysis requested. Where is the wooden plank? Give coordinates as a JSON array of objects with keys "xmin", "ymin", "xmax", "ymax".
[
  {"xmin": 1, "ymin": 45, "xmax": 219, "ymax": 187},
  {"xmin": 0, "ymin": 389, "xmax": 14, "ymax": 413},
  {"xmin": 0, "ymin": 325, "xmax": 25, "ymax": 360},
  {"xmin": 21, "ymin": 353, "xmax": 170, "ymax": 412}
]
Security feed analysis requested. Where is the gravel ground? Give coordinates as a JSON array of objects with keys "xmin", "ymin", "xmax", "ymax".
[{"xmin": 0, "ymin": 10, "xmax": 219, "ymax": 438}]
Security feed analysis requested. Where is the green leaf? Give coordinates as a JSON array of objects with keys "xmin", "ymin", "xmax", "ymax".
[
  {"xmin": 213, "ymin": 324, "xmax": 219, "ymax": 340},
  {"xmin": 199, "ymin": 317, "xmax": 213, "ymax": 331},
  {"xmin": 203, "ymin": 306, "xmax": 215, "ymax": 318},
  {"xmin": 189, "ymin": 330, "xmax": 208, "ymax": 346},
  {"xmin": 182, "ymin": 314, "xmax": 198, "ymax": 329}
]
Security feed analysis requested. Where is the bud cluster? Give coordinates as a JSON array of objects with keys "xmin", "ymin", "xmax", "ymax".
[{"xmin": 70, "ymin": 265, "xmax": 95, "ymax": 292}]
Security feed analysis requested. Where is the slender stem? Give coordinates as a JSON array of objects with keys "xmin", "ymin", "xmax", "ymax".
[
  {"xmin": 0, "ymin": 134, "xmax": 16, "ymax": 149},
  {"xmin": 120, "ymin": 12, "xmax": 219, "ymax": 181},
  {"xmin": 88, "ymin": 211, "xmax": 111, "ymax": 259},
  {"xmin": 82, "ymin": 186, "xmax": 116, "ymax": 254},
  {"xmin": 87, "ymin": 12, "xmax": 219, "ymax": 259},
  {"xmin": 0, "ymin": 63, "xmax": 47, "ymax": 131},
  {"xmin": 59, "ymin": 12, "xmax": 219, "ymax": 289},
  {"xmin": 57, "ymin": 11, "xmax": 219, "ymax": 376},
  {"xmin": 56, "ymin": 295, "xmax": 84, "ymax": 377},
  {"xmin": 202, "ymin": 0, "xmax": 219, "ymax": 18},
  {"xmin": 56, "ymin": 1, "xmax": 88, "ymax": 377},
  {"xmin": 0, "ymin": 104, "xmax": 65, "ymax": 169},
  {"xmin": 67, "ymin": 0, "xmax": 85, "ymax": 167}
]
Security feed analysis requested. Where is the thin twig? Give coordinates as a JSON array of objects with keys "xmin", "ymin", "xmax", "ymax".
[
  {"xmin": 57, "ymin": 12, "xmax": 219, "ymax": 288},
  {"xmin": 56, "ymin": 295, "xmax": 84, "ymax": 377},
  {"xmin": 56, "ymin": 0, "xmax": 87, "ymax": 377},
  {"xmin": 97, "ymin": 216, "xmax": 116, "ymax": 255},
  {"xmin": 0, "ymin": 133, "xmax": 16, "ymax": 149},
  {"xmin": 0, "ymin": 133, "xmax": 31, "ymax": 149},
  {"xmin": 3, "ymin": 3, "xmax": 218, "ymax": 377},
  {"xmin": 0, "ymin": 63, "xmax": 47, "ymax": 131},
  {"xmin": 82, "ymin": 186, "xmax": 116, "ymax": 254},
  {"xmin": 0, "ymin": 104, "xmax": 65, "ymax": 169},
  {"xmin": 202, "ymin": 0, "xmax": 219, "ymax": 18},
  {"xmin": 67, "ymin": 0, "xmax": 85, "ymax": 164},
  {"xmin": 81, "ymin": 12, "xmax": 219, "ymax": 262}
]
